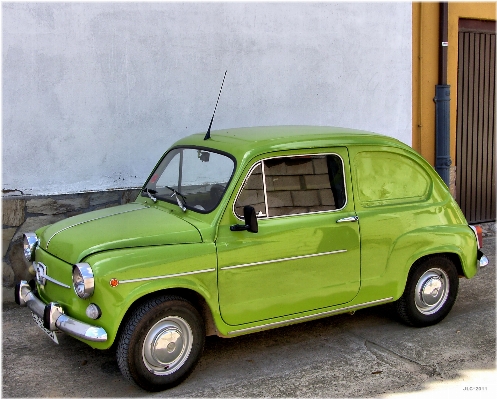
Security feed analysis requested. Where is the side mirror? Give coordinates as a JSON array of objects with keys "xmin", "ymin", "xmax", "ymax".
[{"xmin": 230, "ymin": 205, "xmax": 258, "ymax": 233}]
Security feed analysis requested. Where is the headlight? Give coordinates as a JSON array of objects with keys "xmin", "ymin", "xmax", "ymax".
[
  {"xmin": 23, "ymin": 233, "xmax": 38, "ymax": 262},
  {"xmin": 72, "ymin": 263, "xmax": 94, "ymax": 299}
]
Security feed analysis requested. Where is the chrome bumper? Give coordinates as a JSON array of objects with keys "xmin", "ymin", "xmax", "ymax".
[
  {"xmin": 478, "ymin": 250, "xmax": 489, "ymax": 268},
  {"xmin": 15, "ymin": 280, "xmax": 107, "ymax": 342}
]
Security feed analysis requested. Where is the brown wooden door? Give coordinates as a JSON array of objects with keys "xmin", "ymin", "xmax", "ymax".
[{"xmin": 456, "ymin": 19, "xmax": 496, "ymax": 223}]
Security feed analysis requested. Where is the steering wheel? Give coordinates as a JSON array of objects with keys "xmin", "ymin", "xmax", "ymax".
[{"xmin": 210, "ymin": 184, "xmax": 225, "ymax": 205}]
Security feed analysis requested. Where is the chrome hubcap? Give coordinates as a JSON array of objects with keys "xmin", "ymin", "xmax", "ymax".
[
  {"xmin": 142, "ymin": 316, "xmax": 193, "ymax": 375},
  {"xmin": 415, "ymin": 268, "xmax": 449, "ymax": 315}
]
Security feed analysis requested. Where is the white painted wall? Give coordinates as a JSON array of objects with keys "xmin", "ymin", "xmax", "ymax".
[{"xmin": 2, "ymin": 2, "xmax": 412, "ymax": 195}]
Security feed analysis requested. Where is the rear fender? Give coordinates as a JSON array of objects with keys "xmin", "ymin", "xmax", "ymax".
[{"xmin": 385, "ymin": 225, "xmax": 478, "ymax": 300}]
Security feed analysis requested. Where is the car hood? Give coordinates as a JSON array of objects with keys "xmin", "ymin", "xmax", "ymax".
[{"xmin": 38, "ymin": 203, "xmax": 202, "ymax": 264}]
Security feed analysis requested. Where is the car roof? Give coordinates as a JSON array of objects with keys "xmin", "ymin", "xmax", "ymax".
[{"xmin": 173, "ymin": 125, "xmax": 411, "ymax": 161}]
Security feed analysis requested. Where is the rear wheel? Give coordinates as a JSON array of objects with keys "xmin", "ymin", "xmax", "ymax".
[
  {"xmin": 117, "ymin": 295, "xmax": 205, "ymax": 391},
  {"xmin": 396, "ymin": 256, "xmax": 459, "ymax": 327}
]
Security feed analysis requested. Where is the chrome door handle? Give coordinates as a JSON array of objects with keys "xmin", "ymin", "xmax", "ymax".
[{"xmin": 336, "ymin": 216, "xmax": 359, "ymax": 223}]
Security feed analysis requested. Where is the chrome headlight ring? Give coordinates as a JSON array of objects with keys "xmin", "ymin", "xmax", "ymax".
[
  {"xmin": 23, "ymin": 233, "xmax": 39, "ymax": 262},
  {"xmin": 72, "ymin": 263, "xmax": 95, "ymax": 299}
]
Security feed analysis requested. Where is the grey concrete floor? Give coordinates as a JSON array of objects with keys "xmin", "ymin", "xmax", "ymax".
[{"xmin": 1, "ymin": 236, "xmax": 495, "ymax": 398}]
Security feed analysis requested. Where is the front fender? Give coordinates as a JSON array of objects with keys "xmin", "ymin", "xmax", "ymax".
[
  {"xmin": 386, "ymin": 225, "xmax": 478, "ymax": 300},
  {"xmin": 82, "ymin": 243, "xmax": 218, "ymax": 349}
]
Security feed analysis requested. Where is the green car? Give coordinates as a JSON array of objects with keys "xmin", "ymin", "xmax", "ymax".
[{"xmin": 16, "ymin": 126, "xmax": 488, "ymax": 391}]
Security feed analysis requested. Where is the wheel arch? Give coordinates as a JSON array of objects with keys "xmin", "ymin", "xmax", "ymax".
[
  {"xmin": 407, "ymin": 252, "xmax": 464, "ymax": 279},
  {"xmin": 395, "ymin": 251, "xmax": 465, "ymax": 301},
  {"xmin": 116, "ymin": 287, "xmax": 219, "ymax": 347},
  {"xmin": 385, "ymin": 225, "xmax": 477, "ymax": 301}
]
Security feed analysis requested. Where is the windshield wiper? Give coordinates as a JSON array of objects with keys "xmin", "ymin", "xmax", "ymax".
[
  {"xmin": 165, "ymin": 186, "xmax": 188, "ymax": 212},
  {"xmin": 143, "ymin": 188, "xmax": 157, "ymax": 202}
]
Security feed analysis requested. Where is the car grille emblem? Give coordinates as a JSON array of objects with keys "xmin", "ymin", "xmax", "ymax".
[{"xmin": 35, "ymin": 262, "xmax": 47, "ymax": 286}]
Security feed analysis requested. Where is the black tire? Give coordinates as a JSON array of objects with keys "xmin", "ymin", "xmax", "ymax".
[
  {"xmin": 396, "ymin": 256, "xmax": 459, "ymax": 327},
  {"xmin": 117, "ymin": 295, "xmax": 205, "ymax": 392}
]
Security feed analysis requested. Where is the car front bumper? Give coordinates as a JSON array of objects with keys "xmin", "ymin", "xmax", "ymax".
[{"xmin": 15, "ymin": 280, "xmax": 107, "ymax": 342}]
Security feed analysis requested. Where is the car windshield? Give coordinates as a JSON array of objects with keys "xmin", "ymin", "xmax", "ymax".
[{"xmin": 143, "ymin": 147, "xmax": 235, "ymax": 213}]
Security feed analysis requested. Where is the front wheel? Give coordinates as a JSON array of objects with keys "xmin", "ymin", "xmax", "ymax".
[
  {"xmin": 396, "ymin": 256, "xmax": 459, "ymax": 327},
  {"xmin": 117, "ymin": 295, "xmax": 205, "ymax": 391}
]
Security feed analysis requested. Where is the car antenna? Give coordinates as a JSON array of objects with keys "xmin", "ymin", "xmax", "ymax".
[{"xmin": 204, "ymin": 70, "xmax": 227, "ymax": 140}]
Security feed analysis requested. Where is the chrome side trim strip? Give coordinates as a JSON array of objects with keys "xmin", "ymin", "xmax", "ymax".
[
  {"xmin": 227, "ymin": 297, "xmax": 394, "ymax": 335},
  {"xmin": 46, "ymin": 207, "xmax": 143, "ymax": 249},
  {"xmin": 119, "ymin": 268, "xmax": 216, "ymax": 284},
  {"xmin": 220, "ymin": 250, "xmax": 347, "ymax": 271}
]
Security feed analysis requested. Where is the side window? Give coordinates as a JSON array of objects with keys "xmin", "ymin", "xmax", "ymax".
[
  {"xmin": 354, "ymin": 151, "xmax": 431, "ymax": 206},
  {"xmin": 234, "ymin": 154, "xmax": 346, "ymax": 218},
  {"xmin": 234, "ymin": 163, "xmax": 267, "ymax": 218}
]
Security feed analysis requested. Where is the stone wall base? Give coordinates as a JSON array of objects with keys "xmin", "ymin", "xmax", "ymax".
[{"xmin": 2, "ymin": 188, "xmax": 140, "ymax": 287}]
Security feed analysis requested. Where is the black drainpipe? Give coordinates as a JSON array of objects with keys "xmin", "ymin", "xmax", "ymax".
[{"xmin": 434, "ymin": 2, "xmax": 451, "ymax": 186}]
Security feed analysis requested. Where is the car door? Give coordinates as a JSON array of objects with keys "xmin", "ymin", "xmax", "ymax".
[{"xmin": 216, "ymin": 148, "xmax": 361, "ymax": 326}]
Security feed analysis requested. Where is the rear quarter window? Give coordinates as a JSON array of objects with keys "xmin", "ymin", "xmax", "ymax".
[{"xmin": 354, "ymin": 151, "xmax": 432, "ymax": 207}]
